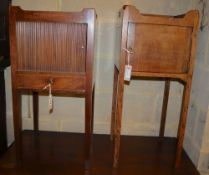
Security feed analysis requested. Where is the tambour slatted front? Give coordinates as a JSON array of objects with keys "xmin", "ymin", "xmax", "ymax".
[
  {"xmin": 16, "ymin": 22, "xmax": 87, "ymax": 73},
  {"xmin": 10, "ymin": 6, "xmax": 96, "ymax": 169}
]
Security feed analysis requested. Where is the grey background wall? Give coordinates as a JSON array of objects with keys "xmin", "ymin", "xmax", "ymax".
[
  {"xmin": 185, "ymin": 1, "xmax": 209, "ymax": 174},
  {"xmin": 4, "ymin": 0, "xmax": 209, "ymax": 174}
]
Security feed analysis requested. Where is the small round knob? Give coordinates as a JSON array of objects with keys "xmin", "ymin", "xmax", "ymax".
[{"xmin": 49, "ymin": 78, "xmax": 53, "ymax": 84}]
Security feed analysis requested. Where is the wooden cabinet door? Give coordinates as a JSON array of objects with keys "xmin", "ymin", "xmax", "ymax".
[
  {"xmin": 16, "ymin": 22, "xmax": 87, "ymax": 73},
  {"xmin": 127, "ymin": 22, "xmax": 192, "ymax": 73}
]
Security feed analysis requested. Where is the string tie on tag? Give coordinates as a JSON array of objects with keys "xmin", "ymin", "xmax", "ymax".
[
  {"xmin": 123, "ymin": 48, "xmax": 133, "ymax": 82},
  {"xmin": 43, "ymin": 80, "xmax": 53, "ymax": 113},
  {"xmin": 123, "ymin": 48, "xmax": 133, "ymax": 66}
]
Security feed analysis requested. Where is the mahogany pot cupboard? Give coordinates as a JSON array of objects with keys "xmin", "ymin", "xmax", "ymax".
[
  {"xmin": 110, "ymin": 5, "xmax": 199, "ymax": 168},
  {"xmin": 9, "ymin": 6, "xmax": 96, "ymax": 167},
  {"xmin": 9, "ymin": 4, "xmax": 199, "ymax": 170}
]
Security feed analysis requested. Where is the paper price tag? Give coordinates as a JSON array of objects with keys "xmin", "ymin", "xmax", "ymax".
[
  {"xmin": 49, "ymin": 94, "xmax": 53, "ymax": 112},
  {"xmin": 124, "ymin": 65, "xmax": 132, "ymax": 81},
  {"xmin": 43, "ymin": 83, "xmax": 53, "ymax": 113}
]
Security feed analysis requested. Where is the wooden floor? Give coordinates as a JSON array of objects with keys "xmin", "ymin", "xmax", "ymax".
[{"xmin": 0, "ymin": 131, "xmax": 199, "ymax": 175}]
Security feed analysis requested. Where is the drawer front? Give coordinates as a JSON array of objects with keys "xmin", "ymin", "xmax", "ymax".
[
  {"xmin": 127, "ymin": 23, "xmax": 192, "ymax": 73},
  {"xmin": 14, "ymin": 72, "xmax": 86, "ymax": 93}
]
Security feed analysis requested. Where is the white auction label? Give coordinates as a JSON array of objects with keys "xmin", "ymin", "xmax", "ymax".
[{"xmin": 124, "ymin": 65, "xmax": 132, "ymax": 81}]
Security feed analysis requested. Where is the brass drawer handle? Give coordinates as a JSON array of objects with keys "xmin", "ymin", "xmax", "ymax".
[{"xmin": 48, "ymin": 78, "xmax": 54, "ymax": 85}]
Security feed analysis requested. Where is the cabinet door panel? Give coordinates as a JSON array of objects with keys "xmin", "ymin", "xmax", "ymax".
[
  {"xmin": 127, "ymin": 23, "xmax": 192, "ymax": 73},
  {"xmin": 16, "ymin": 22, "xmax": 87, "ymax": 73}
]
